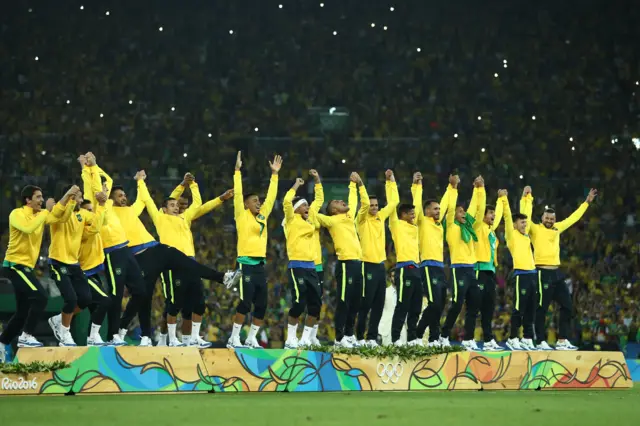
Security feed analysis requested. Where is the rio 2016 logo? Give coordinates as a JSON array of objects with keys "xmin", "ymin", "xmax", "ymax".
[{"xmin": 1, "ymin": 377, "xmax": 38, "ymax": 391}]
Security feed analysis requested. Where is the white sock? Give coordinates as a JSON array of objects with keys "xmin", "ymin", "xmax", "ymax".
[
  {"xmin": 191, "ymin": 322, "xmax": 202, "ymax": 340},
  {"xmin": 90, "ymin": 323, "xmax": 101, "ymax": 338},
  {"xmin": 61, "ymin": 324, "xmax": 70, "ymax": 332},
  {"xmin": 287, "ymin": 323, "xmax": 298, "ymax": 341},
  {"xmin": 182, "ymin": 334, "xmax": 190, "ymax": 345},
  {"xmin": 168, "ymin": 323, "xmax": 177, "ymax": 341},
  {"xmin": 158, "ymin": 334, "xmax": 167, "ymax": 345},
  {"xmin": 301, "ymin": 326, "xmax": 312, "ymax": 342},
  {"xmin": 247, "ymin": 324, "xmax": 259, "ymax": 341},
  {"xmin": 230, "ymin": 323, "xmax": 242, "ymax": 339},
  {"xmin": 311, "ymin": 324, "xmax": 319, "ymax": 340}
]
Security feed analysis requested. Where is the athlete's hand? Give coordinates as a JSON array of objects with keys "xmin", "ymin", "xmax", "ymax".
[
  {"xmin": 134, "ymin": 171, "xmax": 147, "ymax": 181},
  {"xmin": 385, "ymin": 170, "xmax": 396, "ymax": 182},
  {"xmin": 309, "ymin": 169, "xmax": 321, "ymax": 184},
  {"xmin": 269, "ymin": 154, "xmax": 283, "ymax": 174},
  {"xmin": 497, "ymin": 189, "xmax": 508, "ymax": 198},
  {"xmin": 412, "ymin": 172, "xmax": 422, "ymax": 184},
  {"xmin": 77, "ymin": 154, "xmax": 87, "ymax": 167},
  {"xmin": 293, "ymin": 178, "xmax": 305, "ymax": 190},
  {"xmin": 449, "ymin": 174, "xmax": 460, "ymax": 189},
  {"xmin": 46, "ymin": 198, "xmax": 56, "ymax": 212},
  {"xmin": 522, "ymin": 186, "xmax": 532, "ymax": 197},
  {"xmin": 350, "ymin": 172, "xmax": 363, "ymax": 186},
  {"xmin": 235, "ymin": 151, "xmax": 242, "ymax": 171},
  {"xmin": 181, "ymin": 172, "xmax": 195, "ymax": 186},
  {"xmin": 65, "ymin": 185, "xmax": 80, "ymax": 200},
  {"xmin": 474, "ymin": 175, "xmax": 485, "ymax": 188},
  {"xmin": 85, "ymin": 152, "xmax": 97, "ymax": 167},
  {"xmin": 586, "ymin": 188, "xmax": 597, "ymax": 203},
  {"xmin": 95, "ymin": 191, "xmax": 108, "ymax": 206},
  {"xmin": 219, "ymin": 189, "xmax": 234, "ymax": 201}
]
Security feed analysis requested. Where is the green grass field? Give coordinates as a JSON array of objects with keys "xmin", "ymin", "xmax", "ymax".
[{"xmin": 0, "ymin": 388, "xmax": 637, "ymax": 425}]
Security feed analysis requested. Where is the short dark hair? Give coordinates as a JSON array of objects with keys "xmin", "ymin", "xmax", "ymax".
[
  {"xmin": 424, "ymin": 198, "xmax": 438, "ymax": 209},
  {"xmin": 162, "ymin": 197, "xmax": 177, "ymax": 208},
  {"xmin": 326, "ymin": 200, "xmax": 337, "ymax": 216},
  {"xmin": 486, "ymin": 205, "xmax": 495, "ymax": 213},
  {"xmin": 398, "ymin": 203, "xmax": 415, "ymax": 217},
  {"xmin": 368, "ymin": 195, "xmax": 378, "ymax": 201},
  {"xmin": 21, "ymin": 185, "xmax": 42, "ymax": 204},
  {"xmin": 243, "ymin": 193, "xmax": 259, "ymax": 202},
  {"xmin": 456, "ymin": 203, "xmax": 466, "ymax": 210},
  {"xmin": 513, "ymin": 213, "xmax": 528, "ymax": 221},
  {"xmin": 110, "ymin": 185, "xmax": 124, "ymax": 200},
  {"xmin": 80, "ymin": 199, "xmax": 91, "ymax": 207},
  {"xmin": 544, "ymin": 208, "xmax": 556, "ymax": 214}
]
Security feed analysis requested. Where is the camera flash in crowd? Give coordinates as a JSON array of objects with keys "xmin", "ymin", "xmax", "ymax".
[
  {"xmin": 159, "ymin": 27, "xmax": 163, "ymax": 32},
  {"xmin": 279, "ymin": 4, "xmax": 283, "ymax": 8},
  {"xmin": 129, "ymin": 100, "xmax": 133, "ymax": 105},
  {"xmin": 477, "ymin": 116, "xmax": 482, "ymax": 120},
  {"xmin": 545, "ymin": 205, "xmax": 549, "ymax": 209},
  {"xmin": 494, "ymin": 73, "xmax": 498, "ymax": 78},
  {"xmin": 571, "ymin": 146, "xmax": 575, "ymax": 151},
  {"xmin": 105, "ymin": 11, "xmax": 110, "ymax": 16},
  {"xmin": 34, "ymin": 56, "xmax": 39, "ymax": 61},
  {"xmin": 333, "ymin": 31, "xmax": 337, "ymax": 35},
  {"xmin": 519, "ymin": 174, "xmax": 524, "ymax": 179},
  {"xmin": 481, "ymin": 148, "xmax": 486, "ymax": 153},
  {"xmin": 341, "ymin": 159, "xmax": 346, "ymax": 164},
  {"xmin": 208, "ymin": 133, "xmax": 212, "ymax": 138},
  {"xmin": 454, "ymin": 133, "xmax": 458, "ymax": 138},
  {"xmin": 390, "ymin": 6, "xmax": 395, "ymax": 11},
  {"xmin": 532, "ymin": 115, "xmax": 536, "ymax": 120},
  {"xmin": 569, "ymin": 137, "xmax": 573, "ymax": 141},
  {"xmin": 371, "ymin": 23, "xmax": 375, "ymax": 28},
  {"xmin": 41, "ymin": 151, "xmax": 46, "ymax": 156},
  {"xmin": 183, "ymin": 153, "xmax": 188, "ymax": 158},
  {"xmin": 80, "ymin": 6, "xmax": 84, "ymax": 10},
  {"xmin": 636, "ymin": 81, "xmax": 639, "ymax": 85},
  {"xmin": 254, "ymin": 127, "xmax": 259, "ymax": 132},
  {"xmin": 229, "ymin": 30, "xmax": 234, "ymax": 35},
  {"xmin": 503, "ymin": 59, "xmax": 507, "ymax": 64},
  {"xmin": 383, "ymin": 26, "xmax": 388, "ymax": 31},
  {"xmin": 504, "ymin": 64, "xmax": 508, "ymax": 68},
  {"xmin": 320, "ymin": 3, "xmax": 324, "ymax": 7},
  {"xmin": 171, "ymin": 106, "xmax": 175, "ymax": 111},
  {"xmin": 100, "ymin": 113, "xmax": 104, "ymax": 118},
  {"xmin": 416, "ymin": 47, "xmax": 421, "ymax": 52}
]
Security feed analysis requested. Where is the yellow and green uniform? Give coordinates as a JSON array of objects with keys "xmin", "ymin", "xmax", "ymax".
[
  {"xmin": 520, "ymin": 194, "xmax": 590, "ymax": 266},
  {"xmin": 113, "ymin": 180, "xmax": 158, "ymax": 254},
  {"xmin": 233, "ymin": 170, "xmax": 278, "ymax": 264},
  {"xmin": 502, "ymin": 198, "xmax": 535, "ymax": 273},
  {"xmin": 474, "ymin": 195, "xmax": 505, "ymax": 273},
  {"xmin": 3, "ymin": 203, "xmax": 73, "ymax": 268},
  {"xmin": 49, "ymin": 202, "xmax": 106, "ymax": 265},
  {"xmin": 356, "ymin": 180, "xmax": 399, "ymax": 264},
  {"xmin": 77, "ymin": 205, "xmax": 108, "ymax": 275},
  {"xmin": 411, "ymin": 183, "xmax": 452, "ymax": 266},
  {"xmin": 444, "ymin": 186, "xmax": 483, "ymax": 267},
  {"xmin": 283, "ymin": 184, "xmax": 324, "ymax": 266}
]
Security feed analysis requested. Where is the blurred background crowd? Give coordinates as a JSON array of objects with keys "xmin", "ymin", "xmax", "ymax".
[{"xmin": 0, "ymin": 0, "xmax": 638, "ymax": 350}]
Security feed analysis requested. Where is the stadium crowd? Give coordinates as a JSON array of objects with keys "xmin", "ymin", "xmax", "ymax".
[{"xmin": 0, "ymin": 1, "xmax": 638, "ymax": 349}]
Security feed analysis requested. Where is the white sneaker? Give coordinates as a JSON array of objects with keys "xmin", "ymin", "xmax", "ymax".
[
  {"xmin": 284, "ymin": 336, "xmax": 299, "ymax": 349},
  {"xmin": 107, "ymin": 334, "xmax": 127, "ymax": 347},
  {"xmin": 366, "ymin": 340, "xmax": 379, "ymax": 348},
  {"xmin": 168, "ymin": 339, "xmax": 185, "ymax": 347},
  {"xmin": 462, "ymin": 339, "xmax": 479, "ymax": 351},
  {"xmin": 357, "ymin": 339, "xmax": 367, "ymax": 347},
  {"xmin": 87, "ymin": 335, "xmax": 106, "ymax": 347},
  {"xmin": 409, "ymin": 338, "xmax": 425, "ymax": 347},
  {"xmin": 48, "ymin": 315, "xmax": 62, "ymax": 342},
  {"xmin": 520, "ymin": 338, "xmax": 537, "ymax": 351},
  {"xmin": 139, "ymin": 336, "xmax": 153, "ymax": 347},
  {"xmin": 555, "ymin": 340, "xmax": 578, "ymax": 351},
  {"xmin": 118, "ymin": 328, "xmax": 127, "ymax": 340},
  {"xmin": 438, "ymin": 336, "xmax": 451, "ymax": 348},
  {"xmin": 506, "ymin": 338, "xmax": 523, "ymax": 351},
  {"xmin": 157, "ymin": 334, "xmax": 167, "ymax": 347},
  {"xmin": 59, "ymin": 329, "xmax": 77, "ymax": 347},
  {"xmin": 345, "ymin": 335, "xmax": 360, "ymax": 347},
  {"xmin": 223, "ymin": 270, "xmax": 242, "ymax": 289},
  {"xmin": 482, "ymin": 339, "xmax": 503, "ymax": 352},
  {"xmin": 298, "ymin": 337, "xmax": 312, "ymax": 348},
  {"xmin": 0, "ymin": 343, "xmax": 6, "ymax": 363},
  {"xmin": 537, "ymin": 341, "xmax": 554, "ymax": 351},
  {"xmin": 18, "ymin": 334, "xmax": 44, "ymax": 348},
  {"xmin": 335, "ymin": 336, "xmax": 354, "ymax": 348},
  {"xmin": 190, "ymin": 336, "xmax": 213, "ymax": 349},
  {"xmin": 226, "ymin": 335, "xmax": 246, "ymax": 349},
  {"xmin": 310, "ymin": 336, "xmax": 321, "ymax": 346},
  {"xmin": 427, "ymin": 340, "xmax": 442, "ymax": 349}
]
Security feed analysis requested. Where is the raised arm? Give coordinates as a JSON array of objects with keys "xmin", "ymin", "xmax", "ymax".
[
  {"xmin": 502, "ymin": 197, "xmax": 514, "ymax": 243},
  {"xmin": 492, "ymin": 191, "xmax": 507, "ymax": 232},
  {"xmin": 379, "ymin": 170, "xmax": 399, "ymax": 221},
  {"xmin": 356, "ymin": 174, "xmax": 370, "ymax": 220},
  {"xmin": 555, "ymin": 189, "xmax": 596, "ymax": 233},
  {"xmin": 82, "ymin": 203, "xmax": 107, "ymax": 237},
  {"xmin": 183, "ymin": 182, "xmax": 203, "ymax": 224},
  {"xmin": 411, "ymin": 172, "xmax": 424, "ymax": 223},
  {"xmin": 284, "ymin": 179, "xmax": 304, "ymax": 226},
  {"xmin": 473, "ymin": 177, "xmax": 486, "ymax": 227},
  {"xmin": 132, "ymin": 172, "xmax": 151, "ymax": 216},
  {"xmin": 347, "ymin": 181, "xmax": 358, "ymax": 215},
  {"xmin": 260, "ymin": 154, "xmax": 282, "ymax": 219},
  {"xmin": 308, "ymin": 170, "xmax": 324, "ymax": 217},
  {"xmin": 445, "ymin": 176, "xmax": 459, "ymax": 226},
  {"xmin": 233, "ymin": 151, "xmax": 245, "ymax": 219},
  {"xmin": 192, "ymin": 189, "xmax": 231, "ymax": 221},
  {"xmin": 316, "ymin": 213, "xmax": 336, "ymax": 229}
]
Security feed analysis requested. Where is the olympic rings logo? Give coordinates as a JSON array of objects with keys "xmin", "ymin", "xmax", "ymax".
[{"xmin": 376, "ymin": 362, "xmax": 404, "ymax": 384}]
